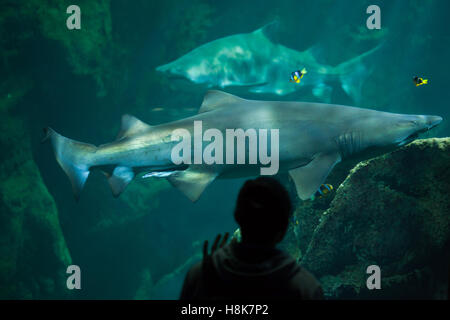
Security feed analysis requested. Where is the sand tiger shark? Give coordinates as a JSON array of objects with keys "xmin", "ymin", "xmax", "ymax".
[
  {"xmin": 44, "ymin": 90, "xmax": 442, "ymax": 202},
  {"xmin": 156, "ymin": 22, "xmax": 382, "ymax": 103}
]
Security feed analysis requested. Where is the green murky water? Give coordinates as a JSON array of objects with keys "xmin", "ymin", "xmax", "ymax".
[{"xmin": 0, "ymin": 0, "xmax": 448, "ymax": 299}]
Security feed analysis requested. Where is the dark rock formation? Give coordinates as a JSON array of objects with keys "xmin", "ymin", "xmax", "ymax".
[
  {"xmin": 298, "ymin": 138, "xmax": 450, "ymax": 299},
  {"xmin": 0, "ymin": 111, "xmax": 72, "ymax": 298}
]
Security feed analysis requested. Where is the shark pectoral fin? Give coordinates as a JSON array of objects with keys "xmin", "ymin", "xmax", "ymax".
[
  {"xmin": 167, "ymin": 166, "xmax": 219, "ymax": 202},
  {"xmin": 312, "ymin": 83, "xmax": 333, "ymax": 103},
  {"xmin": 335, "ymin": 43, "xmax": 383, "ymax": 104},
  {"xmin": 289, "ymin": 153, "xmax": 341, "ymax": 200},
  {"xmin": 108, "ymin": 166, "xmax": 135, "ymax": 197},
  {"xmin": 198, "ymin": 90, "xmax": 245, "ymax": 113},
  {"xmin": 227, "ymin": 81, "xmax": 268, "ymax": 89},
  {"xmin": 248, "ymin": 83, "xmax": 294, "ymax": 95},
  {"xmin": 305, "ymin": 44, "xmax": 326, "ymax": 63},
  {"xmin": 116, "ymin": 114, "xmax": 152, "ymax": 140},
  {"xmin": 340, "ymin": 68, "xmax": 365, "ymax": 104}
]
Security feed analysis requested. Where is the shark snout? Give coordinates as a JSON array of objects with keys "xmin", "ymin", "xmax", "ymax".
[
  {"xmin": 155, "ymin": 64, "xmax": 168, "ymax": 73},
  {"xmin": 426, "ymin": 115, "xmax": 443, "ymax": 129},
  {"xmin": 156, "ymin": 62, "xmax": 186, "ymax": 79},
  {"xmin": 397, "ymin": 114, "xmax": 443, "ymax": 146},
  {"xmin": 156, "ymin": 61, "xmax": 176, "ymax": 74}
]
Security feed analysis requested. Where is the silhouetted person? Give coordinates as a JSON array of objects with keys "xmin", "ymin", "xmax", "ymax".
[{"xmin": 180, "ymin": 177, "xmax": 324, "ymax": 300}]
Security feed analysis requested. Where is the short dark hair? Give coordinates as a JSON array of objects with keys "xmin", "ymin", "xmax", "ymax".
[{"xmin": 234, "ymin": 177, "xmax": 293, "ymax": 243}]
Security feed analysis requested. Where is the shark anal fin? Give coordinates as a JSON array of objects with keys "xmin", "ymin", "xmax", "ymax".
[
  {"xmin": 289, "ymin": 152, "xmax": 341, "ymax": 200},
  {"xmin": 117, "ymin": 114, "xmax": 152, "ymax": 140},
  {"xmin": 167, "ymin": 166, "xmax": 219, "ymax": 202},
  {"xmin": 198, "ymin": 90, "xmax": 244, "ymax": 113},
  {"xmin": 108, "ymin": 166, "xmax": 135, "ymax": 197}
]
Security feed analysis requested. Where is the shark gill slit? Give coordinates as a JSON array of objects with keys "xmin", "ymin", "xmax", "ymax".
[{"xmin": 336, "ymin": 131, "xmax": 362, "ymax": 159}]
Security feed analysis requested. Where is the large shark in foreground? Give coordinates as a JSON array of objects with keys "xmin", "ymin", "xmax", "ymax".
[
  {"xmin": 44, "ymin": 90, "xmax": 442, "ymax": 202},
  {"xmin": 156, "ymin": 23, "xmax": 381, "ymax": 103}
]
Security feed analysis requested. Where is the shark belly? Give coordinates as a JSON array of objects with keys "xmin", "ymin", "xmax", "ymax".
[{"xmin": 93, "ymin": 130, "xmax": 180, "ymax": 172}]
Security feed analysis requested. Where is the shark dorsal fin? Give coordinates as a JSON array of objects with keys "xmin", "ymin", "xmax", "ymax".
[
  {"xmin": 117, "ymin": 114, "xmax": 152, "ymax": 140},
  {"xmin": 252, "ymin": 20, "xmax": 280, "ymax": 42},
  {"xmin": 198, "ymin": 90, "xmax": 243, "ymax": 113}
]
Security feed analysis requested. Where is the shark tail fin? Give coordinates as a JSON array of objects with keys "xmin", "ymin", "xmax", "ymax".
[
  {"xmin": 334, "ymin": 43, "xmax": 384, "ymax": 104},
  {"xmin": 42, "ymin": 128, "xmax": 97, "ymax": 200}
]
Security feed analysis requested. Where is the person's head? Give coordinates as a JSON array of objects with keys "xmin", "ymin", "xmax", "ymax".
[{"xmin": 234, "ymin": 177, "xmax": 293, "ymax": 246}]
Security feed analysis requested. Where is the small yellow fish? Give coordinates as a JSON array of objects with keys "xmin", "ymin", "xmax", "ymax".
[
  {"xmin": 413, "ymin": 76, "xmax": 428, "ymax": 87},
  {"xmin": 290, "ymin": 68, "xmax": 307, "ymax": 84}
]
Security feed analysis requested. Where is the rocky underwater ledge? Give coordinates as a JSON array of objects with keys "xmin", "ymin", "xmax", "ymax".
[
  {"xmin": 286, "ymin": 137, "xmax": 450, "ymax": 299},
  {"xmin": 0, "ymin": 134, "xmax": 449, "ymax": 299}
]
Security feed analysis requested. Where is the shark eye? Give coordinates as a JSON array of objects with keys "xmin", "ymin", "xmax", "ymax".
[
  {"xmin": 397, "ymin": 120, "xmax": 413, "ymax": 127},
  {"xmin": 411, "ymin": 120, "xmax": 418, "ymax": 125}
]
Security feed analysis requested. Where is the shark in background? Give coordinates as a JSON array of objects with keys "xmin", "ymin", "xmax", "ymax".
[
  {"xmin": 156, "ymin": 22, "xmax": 382, "ymax": 104},
  {"xmin": 43, "ymin": 90, "xmax": 442, "ymax": 202}
]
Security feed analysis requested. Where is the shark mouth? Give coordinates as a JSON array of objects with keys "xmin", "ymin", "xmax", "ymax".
[
  {"xmin": 405, "ymin": 131, "xmax": 421, "ymax": 141},
  {"xmin": 400, "ymin": 126, "xmax": 434, "ymax": 146}
]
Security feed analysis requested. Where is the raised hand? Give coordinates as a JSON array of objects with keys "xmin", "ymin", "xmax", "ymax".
[{"xmin": 203, "ymin": 232, "xmax": 230, "ymax": 259}]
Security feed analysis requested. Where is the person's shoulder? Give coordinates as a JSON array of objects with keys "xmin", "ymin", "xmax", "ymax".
[
  {"xmin": 186, "ymin": 260, "xmax": 203, "ymax": 279},
  {"xmin": 179, "ymin": 261, "xmax": 204, "ymax": 300}
]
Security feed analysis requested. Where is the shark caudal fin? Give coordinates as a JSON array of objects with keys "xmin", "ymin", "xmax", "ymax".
[
  {"xmin": 334, "ymin": 43, "xmax": 383, "ymax": 104},
  {"xmin": 42, "ymin": 128, "xmax": 97, "ymax": 200}
]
